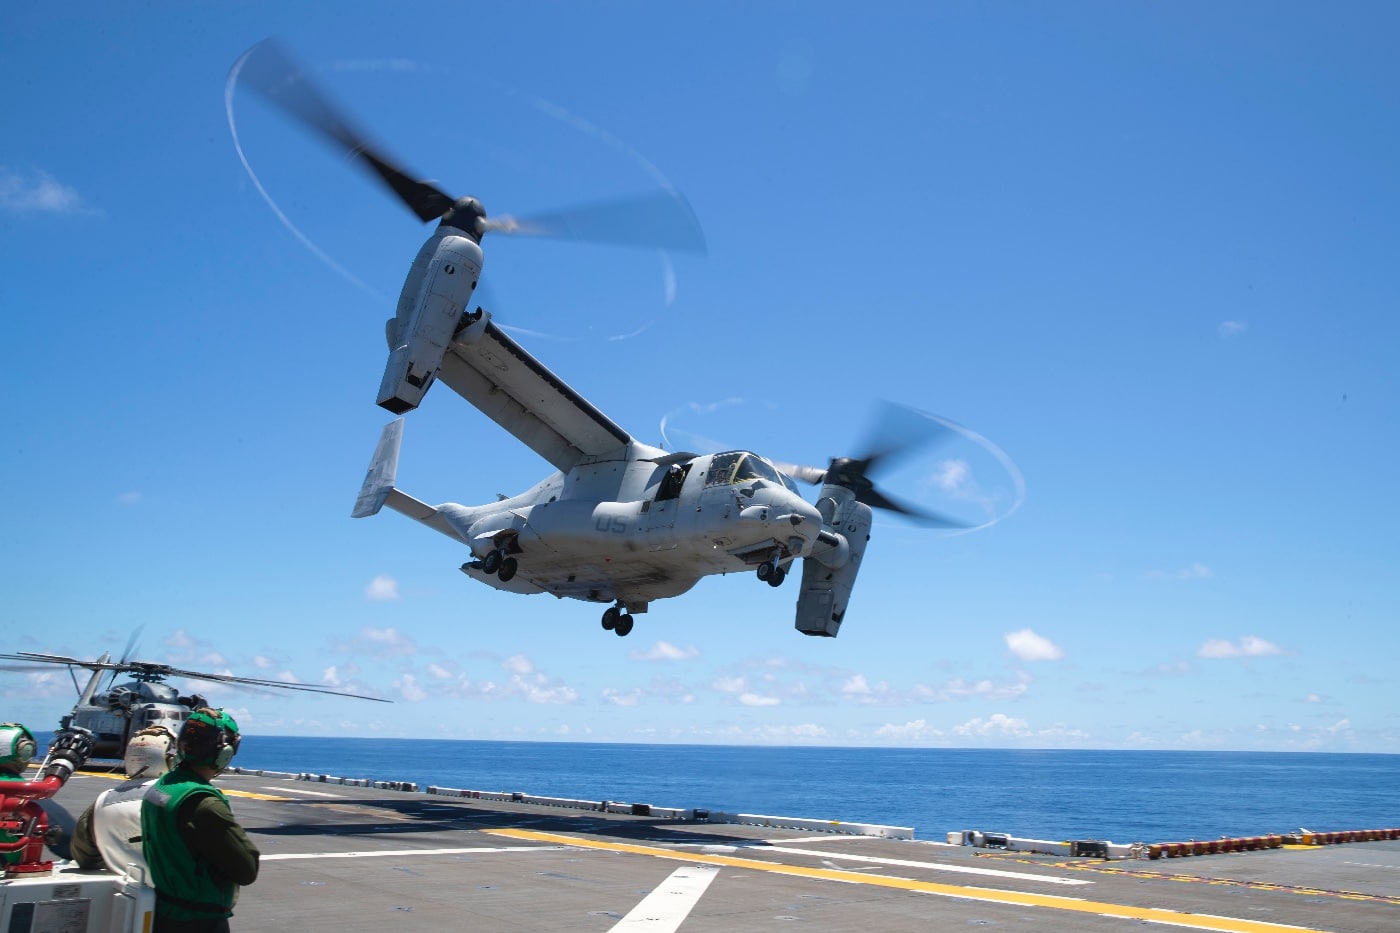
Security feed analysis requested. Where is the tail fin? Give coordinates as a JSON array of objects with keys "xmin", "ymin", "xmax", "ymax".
[{"xmin": 352, "ymin": 419, "xmax": 404, "ymax": 518}]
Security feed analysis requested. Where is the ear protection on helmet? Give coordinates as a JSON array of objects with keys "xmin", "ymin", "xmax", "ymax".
[
  {"xmin": 178, "ymin": 708, "xmax": 241, "ymax": 771},
  {"xmin": 0, "ymin": 722, "xmax": 37, "ymax": 771}
]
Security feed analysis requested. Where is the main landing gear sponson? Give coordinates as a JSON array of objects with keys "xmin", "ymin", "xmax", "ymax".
[
  {"xmin": 756, "ymin": 559, "xmax": 787, "ymax": 588},
  {"xmin": 601, "ymin": 605, "xmax": 634, "ymax": 637},
  {"xmin": 479, "ymin": 548, "xmax": 518, "ymax": 582}
]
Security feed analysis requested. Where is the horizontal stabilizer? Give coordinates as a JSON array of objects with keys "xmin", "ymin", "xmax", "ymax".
[{"xmin": 352, "ymin": 419, "xmax": 404, "ymax": 518}]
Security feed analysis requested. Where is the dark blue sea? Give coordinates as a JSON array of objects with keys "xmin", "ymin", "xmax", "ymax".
[{"xmin": 222, "ymin": 739, "xmax": 1399, "ymax": 843}]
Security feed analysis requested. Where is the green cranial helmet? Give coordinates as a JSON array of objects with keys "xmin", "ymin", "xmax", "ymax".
[
  {"xmin": 177, "ymin": 708, "xmax": 241, "ymax": 772},
  {"xmin": 0, "ymin": 722, "xmax": 37, "ymax": 774}
]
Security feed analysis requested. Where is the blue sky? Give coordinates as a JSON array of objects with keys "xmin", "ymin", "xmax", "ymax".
[{"xmin": 3, "ymin": 3, "xmax": 1397, "ymax": 752}]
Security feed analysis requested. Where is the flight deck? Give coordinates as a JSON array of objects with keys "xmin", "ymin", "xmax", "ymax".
[{"xmin": 16, "ymin": 768, "xmax": 1398, "ymax": 933}]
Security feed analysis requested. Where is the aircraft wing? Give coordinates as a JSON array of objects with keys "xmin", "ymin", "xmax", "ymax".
[{"xmin": 435, "ymin": 315, "xmax": 633, "ymax": 471}]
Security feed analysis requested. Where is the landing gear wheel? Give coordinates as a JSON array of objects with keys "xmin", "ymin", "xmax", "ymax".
[
  {"xmin": 767, "ymin": 566, "xmax": 787, "ymax": 587},
  {"xmin": 497, "ymin": 557, "xmax": 518, "ymax": 582},
  {"xmin": 601, "ymin": 606, "xmax": 620, "ymax": 631},
  {"xmin": 756, "ymin": 561, "xmax": 774, "ymax": 582},
  {"xmin": 481, "ymin": 550, "xmax": 503, "ymax": 575},
  {"xmin": 614, "ymin": 614, "xmax": 634, "ymax": 637}
]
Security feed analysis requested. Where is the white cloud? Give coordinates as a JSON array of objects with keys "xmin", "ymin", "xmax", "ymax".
[
  {"xmin": 841, "ymin": 674, "xmax": 873, "ymax": 696},
  {"xmin": 1005, "ymin": 628, "xmax": 1064, "ymax": 662},
  {"xmin": 166, "ymin": 630, "xmax": 196, "ymax": 650},
  {"xmin": 711, "ymin": 675, "xmax": 746, "ymax": 694},
  {"xmin": 629, "ymin": 640, "xmax": 699, "ymax": 662},
  {"xmin": 0, "ymin": 168, "xmax": 87, "ymax": 214},
  {"xmin": 1147, "ymin": 563, "xmax": 1214, "ymax": 581},
  {"xmin": 359, "ymin": 626, "xmax": 417, "ymax": 655},
  {"xmin": 1197, "ymin": 635, "xmax": 1283, "ymax": 659},
  {"xmin": 953, "ymin": 713, "xmax": 1031, "ymax": 737},
  {"xmin": 253, "ymin": 655, "xmax": 275, "ymax": 670},
  {"xmin": 842, "ymin": 672, "xmax": 1030, "ymax": 705},
  {"xmin": 1327, "ymin": 719, "xmax": 1351, "ymax": 735},
  {"xmin": 602, "ymin": 687, "xmax": 642, "ymax": 707},
  {"xmin": 1218, "ymin": 320, "xmax": 1248, "ymax": 337},
  {"xmin": 1303, "ymin": 693, "xmax": 1322, "ymax": 703},
  {"xmin": 932, "ymin": 459, "xmax": 972, "ymax": 494},
  {"xmin": 117, "ymin": 491, "xmax": 141, "ymax": 505},
  {"xmin": 503, "ymin": 654, "xmax": 534, "ymax": 675},
  {"xmin": 394, "ymin": 673, "xmax": 427, "ymax": 702},
  {"xmin": 874, "ymin": 718, "xmax": 944, "ymax": 741},
  {"xmin": 738, "ymin": 692, "xmax": 781, "ymax": 707},
  {"xmin": 365, "ymin": 574, "xmax": 399, "ymax": 601}
]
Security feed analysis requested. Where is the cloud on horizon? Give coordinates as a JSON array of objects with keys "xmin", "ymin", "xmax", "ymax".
[
  {"xmin": 1198, "ymin": 635, "xmax": 1283, "ymax": 659},
  {"xmin": 629, "ymin": 640, "xmax": 700, "ymax": 662}
]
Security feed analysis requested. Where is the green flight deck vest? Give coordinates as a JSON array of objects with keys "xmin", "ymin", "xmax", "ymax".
[{"xmin": 140, "ymin": 768, "xmax": 236, "ymax": 921}]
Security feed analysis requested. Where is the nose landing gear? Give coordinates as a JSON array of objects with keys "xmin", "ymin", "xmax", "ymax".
[{"xmin": 601, "ymin": 604, "xmax": 634, "ymax": 637}]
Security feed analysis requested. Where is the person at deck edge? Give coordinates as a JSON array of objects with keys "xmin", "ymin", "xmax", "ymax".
[{"xmin": 140, "ymin": 708, "xmax": 259, "ymax": 932}]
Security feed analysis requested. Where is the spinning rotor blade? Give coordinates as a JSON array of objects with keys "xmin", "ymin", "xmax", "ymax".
[
  {"xmin": 236, "ymin": 39, "xmax": 455, "ymax": 222},
  {"xmin": 487, "ymin": 191, "xmax": 707, "ymax": 254},
  {"xmin": 780, "ymin": 401, "xmax": 970, "ymax": 529},
  {"xmin": 235, "ymin": 39, "xmax": 707, "ymax": 253}
]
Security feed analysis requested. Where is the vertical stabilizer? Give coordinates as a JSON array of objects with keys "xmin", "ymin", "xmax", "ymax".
[{"xmin": 352, "ymin": 420, "xmax": 404, "ymax": 518}]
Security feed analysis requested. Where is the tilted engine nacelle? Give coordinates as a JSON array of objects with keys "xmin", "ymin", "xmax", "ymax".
[
  {"xmin": 378, "ymin": 231, "xmax": 484, "ymax": 414},
  {"xmin": 794, "ymin": 485, "xmax": 873, "ymax": 637}
]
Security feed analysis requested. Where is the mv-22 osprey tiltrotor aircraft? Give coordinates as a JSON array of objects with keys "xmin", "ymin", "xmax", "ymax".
[
  {"xmin": 237, "ymin": 41, "xmax": 972, "ymax": 639},
  {"xmin": 0, "ymin": 649, "xmax": 387, "ymax": 760}
]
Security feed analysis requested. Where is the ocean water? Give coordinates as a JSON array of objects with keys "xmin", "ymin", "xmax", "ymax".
[{"xmin": 224, "ymin": 739, "xmax": 1400, "ymax": 843}]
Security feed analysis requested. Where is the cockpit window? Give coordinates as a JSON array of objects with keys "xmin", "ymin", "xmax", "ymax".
[
  {"xmin": 704, "ymin": 452, "xmax": 787, "ymax": 488},
  {"xmin": 704, "ymin": 452, "xmax": 743, "ymax": 487},
  {"xmin": 734, "ymin": 455, "xmax": 782, "ymax": 484}
]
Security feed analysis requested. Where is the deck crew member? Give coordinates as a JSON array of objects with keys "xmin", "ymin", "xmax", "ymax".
[
  {"xmin": 72, "ymin": 725, "xmax": 177, "ymax": 873},
  {"xmin": 141, "ymin": 709, "xmax": 259, "ymax": 932},
  {"xmin": 0, "ymin": 723, "xmax": 38, "ymax": 865}
]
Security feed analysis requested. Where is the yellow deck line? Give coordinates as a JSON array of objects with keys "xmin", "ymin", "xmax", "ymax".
[
  {"xmin": 487, "ymin": 829, "xmax": 1328, "ymax": 933},
  {"xmin": 79, "ymin": 770, "xmax": 289, "ymax": 801}
]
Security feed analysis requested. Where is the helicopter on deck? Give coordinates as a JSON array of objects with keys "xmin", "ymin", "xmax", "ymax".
[
  {"xmin": 0, "ymin": 650, "xmax": 387, "ymax": 760},
  {"xmin": 236, "ymin": 40, "xmax": 1001, "ymax": 640}
]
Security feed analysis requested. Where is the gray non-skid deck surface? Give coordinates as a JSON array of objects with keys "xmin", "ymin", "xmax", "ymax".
[{"xmin": 44, "ymin": 771, "xmax": 1400, "ymax": 932}]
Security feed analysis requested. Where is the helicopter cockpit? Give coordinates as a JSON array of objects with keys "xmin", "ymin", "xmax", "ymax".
[{"xmin": 704, "ymin": 452, "xmax": 802, "ymax": 494}]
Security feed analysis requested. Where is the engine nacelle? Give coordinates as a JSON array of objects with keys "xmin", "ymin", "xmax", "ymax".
[
  {"xmin": 377, "ymin": 232, "xmax": 484, "ymax": 414},
  {"xmin": 794, "ymin": 486, "xmax": 873, "ymax": 637}
]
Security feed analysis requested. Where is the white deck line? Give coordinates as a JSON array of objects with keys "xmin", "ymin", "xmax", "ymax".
[
  {"xmin": 759, "ymin": 844, "xmax": 1092, "ymax": 885},
  {"xmin": 262, "ymin": 785, "xmax": 346, "ymax": 797},
  {"xmin": 608, "ymin": 865, "xmax": 720, "ymax": 932}
]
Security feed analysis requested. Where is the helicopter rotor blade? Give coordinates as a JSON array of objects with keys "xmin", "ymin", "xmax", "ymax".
[
  {"xmin": 235, "ymin": 39, "xmax": 455, "ymax": 222},
  {"xmin": 161, "ymin": 666, "xmax": 390, "ymax": 703},
  {"xmin": 0, "ymin": 651, "xmax": 121, "ymax": 671},
  {"xmin": 0, "ymin": 651, "xmax": 388, "ymax": 703},
  {"xmin": 119, "ymin": 627, "xmax": 144, "ymax": 665},
  {"xmin": 486, "ymin": 190, "xmax": 708, "ymax": 254}
]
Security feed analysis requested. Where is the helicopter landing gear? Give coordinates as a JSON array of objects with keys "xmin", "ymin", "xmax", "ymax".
[
  {"xmin": 756, "ymin": 559, "xmax": 786, "ymax": 587},
  {"xmin": 601, "ymin": 605, "xmax": 634, "ymax": 637},
  {"xmin": 480, "ymin": 545, "xmax": 517, "ymax": 580}
]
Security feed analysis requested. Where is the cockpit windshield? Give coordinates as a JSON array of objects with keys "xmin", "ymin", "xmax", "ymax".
[{"xmin": 704, "ymin": 451, "xmax": 800, "ymax": 493}]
